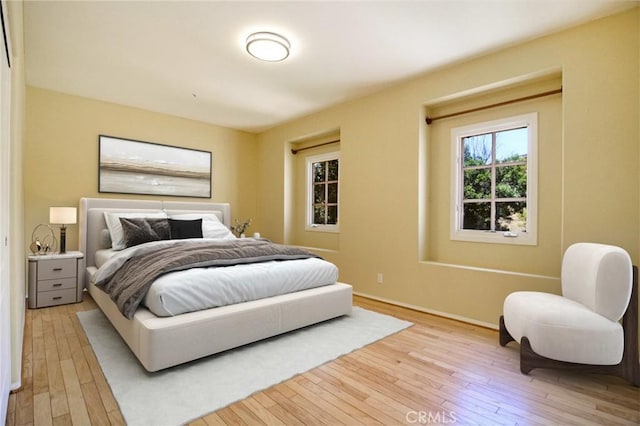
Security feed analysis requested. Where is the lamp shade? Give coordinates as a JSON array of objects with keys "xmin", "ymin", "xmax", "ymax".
[{"xmin": 49, "ymin": 207, "xmax": 77, "ymax": 225}]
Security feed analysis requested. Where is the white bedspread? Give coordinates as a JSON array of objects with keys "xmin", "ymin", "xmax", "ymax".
[{"xmin": 143, "ymin": 257, "xmax": 338, "ymax": 316}]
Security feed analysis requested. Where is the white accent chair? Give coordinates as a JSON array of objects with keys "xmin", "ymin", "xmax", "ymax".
[{"xmin": 500, "ymin": 243, "xmax": 639, "ymax": 386}]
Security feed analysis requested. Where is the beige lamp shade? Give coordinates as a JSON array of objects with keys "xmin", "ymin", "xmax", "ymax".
[{"xmin": 49, "ymin": 207, "xmax": 77, "ymax": 225}]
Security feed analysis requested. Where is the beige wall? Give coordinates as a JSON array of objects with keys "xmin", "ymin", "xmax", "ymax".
[
  {"xmin": 24, "ymin": 87, "xmax": 259, "ymax": 252},
  {"xmin": 258, "ymin": 8, "xmax": 640, "ymax": 327}
]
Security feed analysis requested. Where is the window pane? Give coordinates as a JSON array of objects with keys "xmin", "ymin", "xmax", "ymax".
[
  {"xmin": 495, "ymin": 165, "xmax": 527, "ymax": 198},
  {"xmin": 463, "ymin": 202, "xmax": 491, "ymax": 230},
  {"xmin": 328, "ymin": 159, "xmax": 339, "ymax": 181},
  {"xmin": 463, "ymin": 168, "xmax": 491, "ymax": 199},
  {"xmin": 313, "ymin": 205, "xmax": 325, "ymax": 224},
  {"xmin": 313, "ymin": 162, "xmax": 325, "ymax": 182},
  {"xmin": 327, "ymin": 206, "xmax": 338, "ymax": 225},
  {"xmin": 496, "ymin": 202, "xmax": 527, "ymax": 232},
  {"xmin": 463, "ymin": 134, "xmax": 492, "ymax": 166},
  {"xmin": 327, "ymin": 183, "xmax": 338, "ymax": 203},
  {"xmin": 496, "ymin": 127, "xmax": 527, "ymax": 163},
  {"xmin": 314, "ymin": 184, "xmax": 325, "ymax": 203}
]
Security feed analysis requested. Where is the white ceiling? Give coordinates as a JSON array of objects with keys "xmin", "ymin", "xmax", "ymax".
[{"xmin": 23, "ymin": 0, "xmax": 637, "ymax": 133}]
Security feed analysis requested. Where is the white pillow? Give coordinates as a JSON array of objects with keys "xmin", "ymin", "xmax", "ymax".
[
  {"xmin": 104, "ymin": 211, "xmax": 168, "ymax": 250},
  {"xmin": 169, "ymin": 213, "xmax": 235, "ymax": 240},
  {"xmin": 100, "ymin": 229, "xmax": 112, "ymax": 249}
]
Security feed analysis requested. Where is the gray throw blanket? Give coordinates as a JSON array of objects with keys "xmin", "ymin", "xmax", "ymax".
[{"xmin": 95, "ymin": 239, "xmax": 320, "ymax": 319}]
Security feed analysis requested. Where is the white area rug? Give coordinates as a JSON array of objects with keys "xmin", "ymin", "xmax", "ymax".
[{"xmin": 77, "ymin": 307, "xmax": 412, "ymax": 426}]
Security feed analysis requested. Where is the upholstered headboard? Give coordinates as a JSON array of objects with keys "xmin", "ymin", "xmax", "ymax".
[{"xmin": 78, "ymin": 197, "xmax": 231, "ymax": 285}]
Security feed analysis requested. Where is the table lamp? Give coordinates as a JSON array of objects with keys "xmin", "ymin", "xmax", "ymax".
[{"xmin": 49, "ymin": 207, "xmax": 77, "ymax": 254}]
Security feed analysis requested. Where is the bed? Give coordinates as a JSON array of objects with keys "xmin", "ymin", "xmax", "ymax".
[{"xmin": 78, "ymin": 197, "xmax": 352, "ymax": 372}]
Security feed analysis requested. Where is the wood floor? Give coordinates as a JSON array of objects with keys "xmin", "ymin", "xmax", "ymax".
[{"xmin": 6, "ymin": 293, "xmax": 640, "ymax": 426}]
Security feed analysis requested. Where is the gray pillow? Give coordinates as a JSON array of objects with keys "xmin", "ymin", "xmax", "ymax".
[
  {"xmin": 168, "ymin": 218, "xmax": 203, "ymax": 239},
  {"xmin": 119, "ymin": 217, "xmax": 170, "ymax": 248}
]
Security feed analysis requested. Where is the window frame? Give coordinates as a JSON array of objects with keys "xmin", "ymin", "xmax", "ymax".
[
  {"xmin": 305, "ymin": 151, "xmax": 340, "ymax": 233},
  {"xmin": 450, "ymin": 112, "xmax": 538, "ymax": 245}
]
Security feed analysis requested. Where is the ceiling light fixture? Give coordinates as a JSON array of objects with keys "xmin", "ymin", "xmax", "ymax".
[{"xmin": 246, "ymin": 31, "xmax": 290, "ymax": 62}]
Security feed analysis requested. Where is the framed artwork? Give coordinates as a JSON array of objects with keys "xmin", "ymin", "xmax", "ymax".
[{"xmin": 99, "ymin": 135, "xmax": 212, "ymax": 198}]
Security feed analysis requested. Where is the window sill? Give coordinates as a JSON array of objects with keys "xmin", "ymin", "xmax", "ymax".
[
  {"xmin": 305, "ymin": 225, "xmax": 340, "ymax": 233},
  {"xmin": 451, "ymin": 230, "xmax": 537, "ymax": 246},
  {"xmin": 291, "ymin": 245, "xmax": 340, "ymax": 255}
]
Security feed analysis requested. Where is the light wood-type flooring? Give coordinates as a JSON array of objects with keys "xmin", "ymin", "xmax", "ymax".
[{"xmin": 6, "ymin": 293, "xmax": 640, "ymax": 425}]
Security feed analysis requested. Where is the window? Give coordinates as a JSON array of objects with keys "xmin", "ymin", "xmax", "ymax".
[
  {"xmin": 306, "ymin": 152, "xmax": 339, "ymax": 232},
  {"xmin": 451, "ymin": 113, "xmax": 537, "ymax": 245}
]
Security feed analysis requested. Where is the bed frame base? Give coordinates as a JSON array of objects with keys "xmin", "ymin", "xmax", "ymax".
[{"xmin": 88, "ymin": 280, "xmax": 352, "ymax": 371}]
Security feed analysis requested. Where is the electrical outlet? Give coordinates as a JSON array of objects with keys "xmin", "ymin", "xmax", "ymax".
[{"xmin": 377, "ymin": 273, "xmax": 383, "ymax": 284}]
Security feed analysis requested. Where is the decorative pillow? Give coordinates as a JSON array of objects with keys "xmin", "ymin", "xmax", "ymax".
[
  {"xmin": 119, "ymin": 217, "xmax": 170, "ymax": 248},
  {"xmin": 104, "ymin": 211, "xmax": 167, "ymax": 250},
  {"xmin": 169, "ymin": 218, "xmax": 203, "ymax": 239},
  {"xmin": 169, "ymin": 213, "xmax": 235, "ymax": 240}
]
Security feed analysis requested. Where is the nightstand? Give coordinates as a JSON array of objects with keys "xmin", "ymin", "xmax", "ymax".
[{"xmin": 28, "ymin": 251, "xmax": 84, "ymax": 309}]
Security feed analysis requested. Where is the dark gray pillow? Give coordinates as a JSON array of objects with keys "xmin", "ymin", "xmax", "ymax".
[
  {"xmin": 168, "ymin": 218, "xmax": 203, "ymax": 239},
  {"xmin": 119, "ymin": 217, "xmax": 170, "ymax": 248}
]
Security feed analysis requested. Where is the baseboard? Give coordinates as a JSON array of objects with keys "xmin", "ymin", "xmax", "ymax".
[{"xmin": 353, "ymin": 291, "xmax": 499, "ymax": 330}]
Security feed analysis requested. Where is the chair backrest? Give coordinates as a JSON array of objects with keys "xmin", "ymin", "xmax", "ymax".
[{"xmin": 561, "ymin": 243, "xmax": 633, "ymax": 322}]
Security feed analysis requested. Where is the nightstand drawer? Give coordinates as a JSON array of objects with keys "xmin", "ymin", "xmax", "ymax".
[
  {"xmin": 38, "ymin": 258, "xmax": 76, "ymax": 280},
  {"xmin": 37, "ymin": 277, "xmax": 76, "ymax": 292},
  {"xmin": 37, "ymin": 288, "xmax": 77, "ymax": 308}
]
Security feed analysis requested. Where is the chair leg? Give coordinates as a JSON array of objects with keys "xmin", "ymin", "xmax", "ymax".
[
  {"xmin": 619, "ymin": 265, "xmax": 640, "ymax": 386},
  {"xmin": 518, "ymin": 265, "xmax": 640, "ymax": 387},
  {"xmin": 498, "ymin": 315, "xmax": 515, "ymax": 347},
  {"xmin": 519, "ymin": 336, "xmax": 577, "ymax": 375}
]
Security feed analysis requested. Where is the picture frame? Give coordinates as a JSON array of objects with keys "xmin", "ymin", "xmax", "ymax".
[{"xmin": 99, "ymin": 135, "xmax": 212, "ymax": 198}]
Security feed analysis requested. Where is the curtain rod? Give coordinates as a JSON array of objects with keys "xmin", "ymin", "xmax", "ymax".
[
  {"xmin": 291, "ymin": 139, "xmax": 340, "ymax": 155},
  {"xmin": 425, "ymin": 87, "xmax": 562, "ymax": 125}
]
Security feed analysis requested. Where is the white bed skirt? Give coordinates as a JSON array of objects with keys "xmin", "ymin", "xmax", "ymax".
[{"xmin": 87, "ymin": 273, "xmax": 352, "ymax": 371}]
